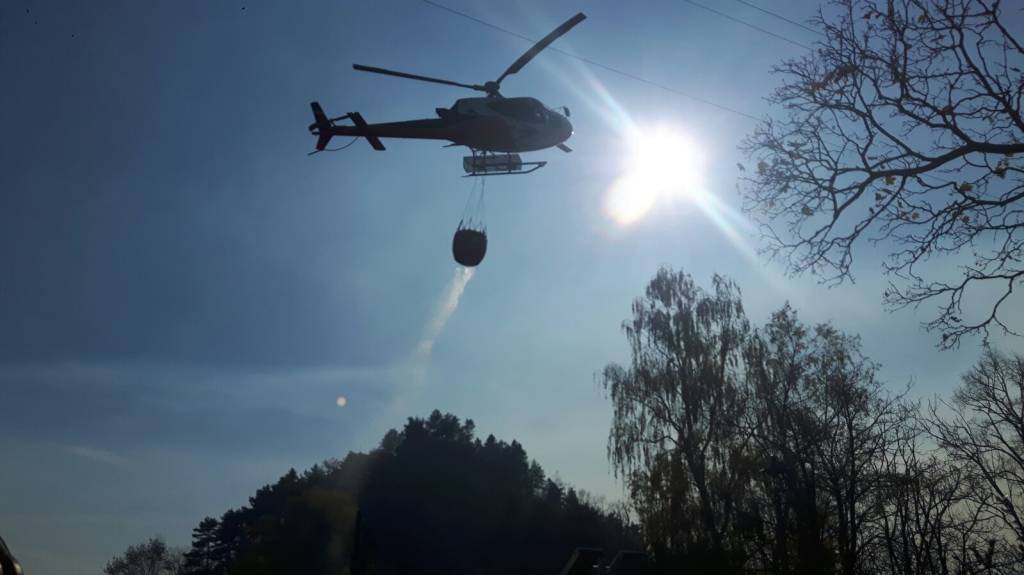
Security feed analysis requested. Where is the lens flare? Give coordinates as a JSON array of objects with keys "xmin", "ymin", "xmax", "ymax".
[
  {"xmin": 606, "ymin": 175, "xmax": 658, "ymax": 225},
  {"xmin": 606, "ymin": 127, "xmax": 705, "ymax": 225}
]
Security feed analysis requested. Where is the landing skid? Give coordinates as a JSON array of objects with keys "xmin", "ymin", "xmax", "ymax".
[{"xmin": 462, "ymin": 150, "xmax": 546, "ymax": 177}]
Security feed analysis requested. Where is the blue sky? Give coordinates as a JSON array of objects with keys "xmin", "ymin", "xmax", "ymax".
[{"xmin": 1, "ymin": 1, "xmax": 1018, "ymax": 574}]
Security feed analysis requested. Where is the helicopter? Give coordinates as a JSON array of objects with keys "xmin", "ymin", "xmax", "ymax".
[{"xmin": 308, "ymin": 12, "xmax": 585, "ymax": 176}]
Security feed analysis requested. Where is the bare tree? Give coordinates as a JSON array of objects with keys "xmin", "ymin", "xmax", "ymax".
[
  {"xmin": 743, "ymin": 307, "xmax": 913, "ymax": 575},
  {"xmin": 804, "ymin": 325, "xmax": 912, "ymax": 575},
  {"xmin": 604, "ymin": 271, "xmax": 930, "ymax": 575},
  {"xmin": 742, "ymin": 306, "xmax": 835, "ymax": 575},
  {"xmin": 104, "ymin": 537, "xmax": 185, "ymax": 575},
  {"xmin": 871, "ymin": 413, "xmax": 974, "ymax": 575},
  {"xmin": 741, "ymin": 0, "xmax": 1024, "ymax": 348},
  {"xmin": 929, "ymin": 348, "xmax": 1024, "ymax": 572},
  {"xmin": 603, "ymin": 268, "xmax": 753, "ymax": 573}
]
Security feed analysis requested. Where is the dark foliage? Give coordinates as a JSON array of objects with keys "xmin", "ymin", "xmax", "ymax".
[{"xmin": 180, "ymin": 410, "xmax": 635, "ymax": 575}]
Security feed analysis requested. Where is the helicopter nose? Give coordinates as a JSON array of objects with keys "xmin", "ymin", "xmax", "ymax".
[{"xmin": 561, "ymin": 116, "xmax": 573, "ymax": 141}]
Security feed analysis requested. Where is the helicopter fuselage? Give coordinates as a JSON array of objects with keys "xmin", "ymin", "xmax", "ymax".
[{"xmin": 320, "ymin": 97, "xmax": 573, "ymax": 153}]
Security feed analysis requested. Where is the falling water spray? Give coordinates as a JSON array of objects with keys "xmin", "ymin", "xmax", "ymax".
[{"xmin": 414, "ymin": 266, "xmax": 475, "ymax": 361}]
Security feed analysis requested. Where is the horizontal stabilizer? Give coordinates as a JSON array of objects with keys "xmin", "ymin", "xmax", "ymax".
[{"xmin": 349, "ymin": 112, "xmax": 386, "ymax": 151}]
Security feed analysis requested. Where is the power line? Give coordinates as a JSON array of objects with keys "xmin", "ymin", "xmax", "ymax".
[
  {"xmin": 732, "ymin": 0, "xmax": 823, "ymax": 37},
  {"xmin": 681, "ymin": 0, "xmax": 813, "ymax": 50},
  {"xmin": 418, "ymin": 0, "xmax": 760, "ymax": 121}
]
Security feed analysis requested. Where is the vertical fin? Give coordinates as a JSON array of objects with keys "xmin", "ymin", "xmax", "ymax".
[{"xmin": 310, "ymin": 102, "xmax": 333, "ymax": 151}]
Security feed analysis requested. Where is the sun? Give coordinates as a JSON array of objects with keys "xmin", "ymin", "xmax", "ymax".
[{"xmin": 606, "ymin": 127, "xmax": 705, "ymax": 225}]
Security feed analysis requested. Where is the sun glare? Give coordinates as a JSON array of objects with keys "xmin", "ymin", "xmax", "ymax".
[{"xmin": 606, "ymin": 127, "xmax": 705, "ymax": 225}]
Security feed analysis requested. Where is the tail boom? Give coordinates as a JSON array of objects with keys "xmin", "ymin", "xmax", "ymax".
[{"xmin": 309, "ymin": 102, "xmax": 455, "ymax": 152}]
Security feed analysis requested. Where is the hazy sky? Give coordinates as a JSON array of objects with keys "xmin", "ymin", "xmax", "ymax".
[{"xmin": 1, "ymin": 2, "xmax": 1019, "ymax": 574}]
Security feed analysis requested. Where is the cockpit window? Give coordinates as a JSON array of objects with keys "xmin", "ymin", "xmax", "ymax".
[
  {"xmin": 487, "ymin": 98, "xmax": 547, "ymax": 123},
  {"xmin": 453, "ymin": 100, "xmax": 478, "ymax": 115}
]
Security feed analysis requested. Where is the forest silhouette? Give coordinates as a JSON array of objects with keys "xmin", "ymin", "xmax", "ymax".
[{"xmin": 175, "ymin": 411, "xmax": 636, "ymax": 575}]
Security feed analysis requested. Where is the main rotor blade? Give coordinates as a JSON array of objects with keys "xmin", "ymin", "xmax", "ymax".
[
  {"xmin": 495, "ymin": 12, "xmax": 586, "ymax": 86},
  {"xmin": 353, "ymin": 64, "xmax": 485, "ymax": 92}
]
